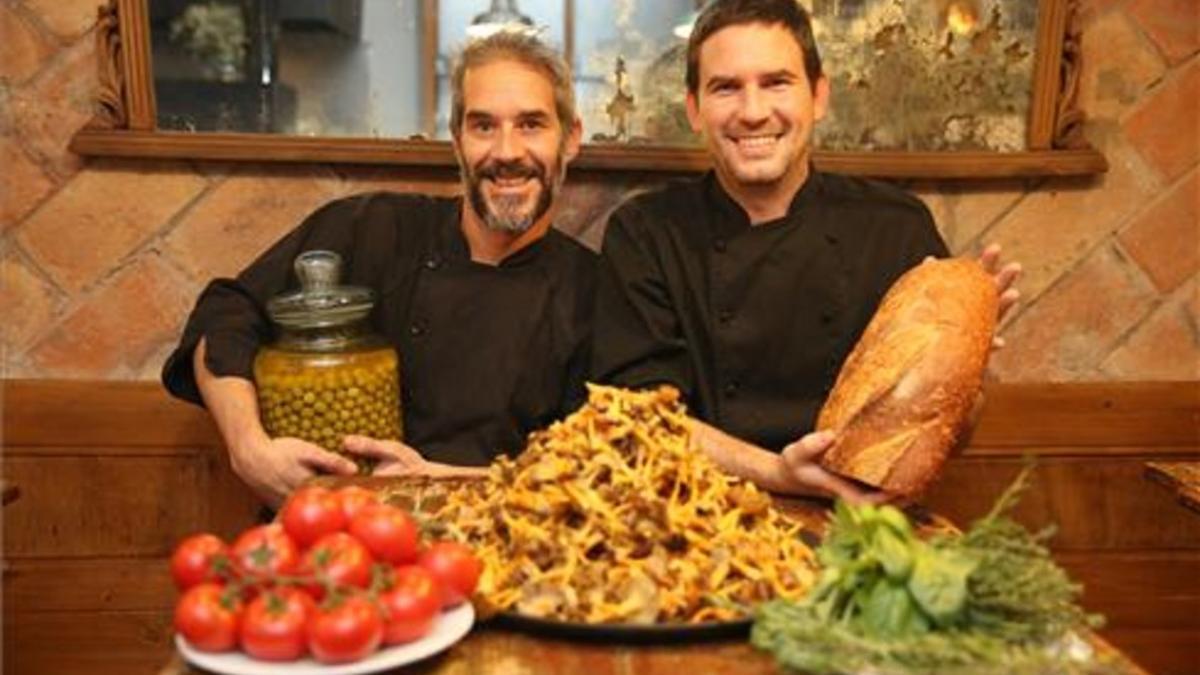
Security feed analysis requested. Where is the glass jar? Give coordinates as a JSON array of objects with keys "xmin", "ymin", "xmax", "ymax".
[{"xmin": 253, "ymin": 250, "xmax": 402, "ymax": 473}]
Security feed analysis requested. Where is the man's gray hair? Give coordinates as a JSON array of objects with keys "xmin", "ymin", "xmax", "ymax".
[{"xmin": 448, "ymin": 30, "xmax": 577, "ymax": 137}]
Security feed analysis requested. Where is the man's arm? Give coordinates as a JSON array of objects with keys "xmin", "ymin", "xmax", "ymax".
[
  {"xmin": 590, "ymin": 207, "xmax": 696, "ymax": 397},
  {"xmin": 690, "ymin": 417, "xmax": 881, "ymax": 503},
  {"xmin": 194, "ymin": 337, "xmax": 357, "ymax": 507}
]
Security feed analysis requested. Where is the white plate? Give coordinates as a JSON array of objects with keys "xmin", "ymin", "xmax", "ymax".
[{"xmin": 176, "ymin": 602, "xmax": 474, "ymax": 675}]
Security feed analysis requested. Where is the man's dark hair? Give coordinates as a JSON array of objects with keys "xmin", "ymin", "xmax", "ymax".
[{"xmin": 686, "ymin": 0, "xmax": 823, "ymax": 96}]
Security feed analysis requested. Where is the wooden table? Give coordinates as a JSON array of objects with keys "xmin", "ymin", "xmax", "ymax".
[
  {"xmin": 159, "ymin": 621, "xmax": 1151, "ymax": 675},
  {"xmin": 158, "ymin": 477, "xmax": 1150, "ymax": 675},
  {"xmin": 159, "ymin": 628, "xmax": 796, "ymax": 675},
  {"xmin": 1145, "ymin": 461, "xmax": 1200, "ymax": 513}
]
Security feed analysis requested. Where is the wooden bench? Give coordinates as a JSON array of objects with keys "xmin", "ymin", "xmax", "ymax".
[{"xmin": 3, "ymin": 380, "xmax": 1198, "ymax": 674}]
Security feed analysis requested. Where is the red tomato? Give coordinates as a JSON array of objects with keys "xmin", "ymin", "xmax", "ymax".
[
  {"xmin": 306, "ymin": 595, "xmax": 384, "ymax": 664},
  {"xmin": 418, "ymin": 541, "xmax": 481, "ymax": 608},
  {"xmin": 170, "ymin": 533, "xmax": 228, "ymax": 591},
  {"xmin": 348, "ymin": 504, "xmax": 420, "ymax": 565},
  {"xmin": 174, "ymin": 583, "xmax": 242, "ymax": 652},
  {"xmin": 281, "ymin": 486, "xmax": 347, "ymax": 549},
  {"xmin": 336, "ymin": 486, "xmax": 380, "ymax": 521},
  {"xmin": 302, "ymin": 532, "xmax": 375, "ymax": 598},
  {"xmin": 239, "ymin": 588, "xmax": 315, "ymax": 662},
  {"xmin": 231, "ymin": 524, "xmax": 300, "ymax": 584},
  {"xmin": 379, "ymin": 566, "xmax": 442, "ymax": 645}
]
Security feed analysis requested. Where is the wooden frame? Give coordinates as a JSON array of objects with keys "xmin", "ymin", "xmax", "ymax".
[{"xmin": 71, "ymin": 0, "xmax": 1107, "ymax": 178}]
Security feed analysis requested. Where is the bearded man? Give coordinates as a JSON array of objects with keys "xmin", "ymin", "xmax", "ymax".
[{"xmin": 163, "ymin": 31, "xmax": 594, "ymax": 506}]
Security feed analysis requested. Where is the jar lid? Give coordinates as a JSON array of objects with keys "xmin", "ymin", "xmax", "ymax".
[{"xmin": 266, "ymin": 250, "xmax": 374, "ymax": 329}]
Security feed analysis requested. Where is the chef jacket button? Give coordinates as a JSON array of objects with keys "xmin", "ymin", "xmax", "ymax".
[
  {"xmin": 424, "ymin": 257, "xmax": 441, "ymax": 270},
  {"xmin": 713, "ymin": 238, "xmax": 728, "ymax": 253},
  {"xmin": 723, "ymin": 381, "xmax": 739, "ymax": 398},
  {"xmin": 409, "ymin": 323, "xmax": 425, "ymax": 337}
]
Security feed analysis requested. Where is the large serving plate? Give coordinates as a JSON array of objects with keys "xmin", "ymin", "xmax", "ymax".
[
  {"xmin": 176, "ymin": 602, "xmax": 474, "ymax": 675},
  {"xmin": 494, "ymin": 612, "xmax": 753, "ymax": 643}
]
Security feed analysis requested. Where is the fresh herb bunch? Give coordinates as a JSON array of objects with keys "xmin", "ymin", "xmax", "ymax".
[{"xmin": 752, "ymin": 467, "xmax": 1106, "ymax": 674}]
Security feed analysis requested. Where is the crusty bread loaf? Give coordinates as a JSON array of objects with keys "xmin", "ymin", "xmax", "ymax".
[{"xmin": 817, "ymin": 258, "xmax": 998, "ymax": 499}]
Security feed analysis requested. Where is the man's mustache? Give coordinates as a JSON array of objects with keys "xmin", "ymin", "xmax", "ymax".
[{"xmin": 475, "ymin": 159, "xmax": 544, "ymax": 182}]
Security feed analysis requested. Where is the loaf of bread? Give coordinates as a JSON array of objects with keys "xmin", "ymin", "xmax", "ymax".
[{"xmin": 817, "ymin": 257, "xmax": 998, "ymax": 499}]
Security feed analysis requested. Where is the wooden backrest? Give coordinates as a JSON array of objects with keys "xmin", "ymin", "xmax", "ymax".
[{"xmin": 4, "ymin": 379, "xmax": 1196, "ymax": 554}]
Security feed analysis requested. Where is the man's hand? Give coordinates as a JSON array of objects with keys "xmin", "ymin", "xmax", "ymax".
[
  {"xmin": 229, "ymin": 433, "xmax": 359, "ymax": 508},
  {"xmin": 779, "ymin": 431, "xmax": 887, "ymax": 505},
  {"xmin": 193, "ymin": 337, "xmax": 358, "ymax": 508},
  {"xmin": 342, "ymin": 436, "xmax": 488, "ymax": 479},
  {"xmin": 978, "ymin": 243, "xmax": 1021, "ymax": 349},
  {"xmin": 689, "ymin": 418, "xmax": 886, "ymax": 504}
]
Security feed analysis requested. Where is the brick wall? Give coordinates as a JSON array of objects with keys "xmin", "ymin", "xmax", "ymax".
[{"xmin": 2, "ymin": 0, "xmax": 1196, "ymax": 382}]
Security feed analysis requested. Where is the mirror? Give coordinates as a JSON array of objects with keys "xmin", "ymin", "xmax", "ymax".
[{"xmin": 73, "ymin": 0, "xmax": 1106, "ymax": 178}]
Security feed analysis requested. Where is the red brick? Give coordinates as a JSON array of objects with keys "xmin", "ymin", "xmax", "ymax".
[
  {"xmin": 1078, "ymin": 11, "xmax": 1167, "ymax": 122},
  {"xmin": 15, "ymin": 161, "xmax": 207, "ymax": 292},
  {"xmin": 1118, "ymin": 168, "xmax": 1199, "ymax": 292},
  {"xmin": 984, "ymin": 138, "xmax": 1159, "ymax": 304},
  {"xmin": 1102, "ymin": 284, "xmax": 1200, "ymax": 379},
  {"xmin": 8, "ymin": 35, "xmax": 96, "ymax": 177},
  {"xmin": 161, "ymin": 167, "xmax": 342, "ymax": 281},
  {"xmin": 27, "ymin": 255, "xmax": 193, "ymax": 377},
  {"xmin": 21, "ymin": 0, "xmax": 99, "ymax": 41},
  {"xmin": 1, "ymin": 250, "xmax": 64, "ymax": 355},
  {"xmin": 1, "ymin": 136, "xmax": 56, "ymax": 230},
  {"xmin": 913, "ymin": 181, "xmax": 1027, "ymax": 254},
  {"xmin": 134, "ymin": 342, "xmax": 180, "ymax": 381},
  {"xmin": 1125, "ymin": 0, "xmax": 1200, "ymax": 65},
  {"xmin": 0, "ymin": 6, "xmax": 56, "ymax": 85},
  {"xmin": 1123, "ymin": 60, "xmax": 1200, "ymax": 184},
  {"xmin": 990, "ymin": 245, "xmax": 1159, "ymax": 381}
]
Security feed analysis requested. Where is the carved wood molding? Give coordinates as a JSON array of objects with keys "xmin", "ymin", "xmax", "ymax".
[
  {"xmin": 73, "ymin": 0, "xmax": 1107, "ymax": 178},
  {"xmin": 87, "ymin": 0, "xmax": 127, "ymax": 130},
  {"xmin": 1053, "ymin": 0, "xmax": 1089, "ymax": 149}
]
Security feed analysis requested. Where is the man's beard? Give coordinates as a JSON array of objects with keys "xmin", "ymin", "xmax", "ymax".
[{"xmin": 465, "ymin": 155, "xmax": 560, "ymax": 234}]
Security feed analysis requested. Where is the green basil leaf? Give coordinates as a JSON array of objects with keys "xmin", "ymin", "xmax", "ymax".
[
  {"xmin": 908, "ymin": 547, "xmax": 978, "ymax": 625},
  {"xmin": 873, "ymin": 527, "xmax": 915, "ymax": 581},
  {"xmin": 860, "ymin": 580, "xmax": 926, "ymax": 638}
]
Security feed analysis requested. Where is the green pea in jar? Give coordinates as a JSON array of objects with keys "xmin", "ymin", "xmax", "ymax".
[{"xmin": 253, "ymin": 250, "xmax": 402, "ymax": 473}]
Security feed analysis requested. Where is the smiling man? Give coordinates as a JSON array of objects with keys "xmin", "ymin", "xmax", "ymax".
[
  {"xmin": 592, "ymin": 0, "xmax": 1020, "ymax": 502},
  {"xmin": 162, "ymin": 31, "xmax": 595, "ymax": 506}
]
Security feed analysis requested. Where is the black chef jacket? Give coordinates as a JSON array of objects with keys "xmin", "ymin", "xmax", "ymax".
[
  {"xmin": 162, "ymin": 192, "xmax": 597, "ymax": 465},
  {"xmin": 591, "ymin": 170, "xmax": 948, "ymax": 451}
]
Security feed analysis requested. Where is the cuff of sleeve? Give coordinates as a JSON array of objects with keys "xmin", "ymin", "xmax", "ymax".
[{"xmin": 161, "ymin": 330, "xmax": 259, "ymax": 407}]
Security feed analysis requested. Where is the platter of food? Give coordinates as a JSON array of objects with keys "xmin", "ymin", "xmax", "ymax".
[
  {"xmin": 491, "ymin": 612, "xmax": 751, "ymax": 643},
  {"xmin": 380, "ymin": 385, "xmax": 823, "ymax": 640},
  {"xmin": 166, "ymin": 476, "xmax": 484, "ymax": 674}
]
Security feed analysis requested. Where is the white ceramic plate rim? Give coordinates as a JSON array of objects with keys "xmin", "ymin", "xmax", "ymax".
[{"xmin": 176, "ymin": 602, "xmax": 474, "ymax": 675}]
